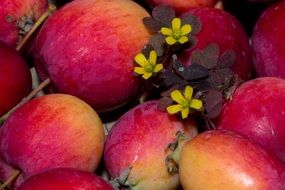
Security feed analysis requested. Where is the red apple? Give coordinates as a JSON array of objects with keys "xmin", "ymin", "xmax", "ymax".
[
  {"xmin": 0, "ymin": 41, "xmax": 32, "ymax": 117},
  {"xmin": 33, "ymin": 0, "xmax": 152, "ymax": 112},
  {"xmin": 252, "ymin": 0, "xmax": 285, "ymax": 78},
  {"xmin": 179, "ymin": 129, "xmax": 285, "ymax": 190},
  {"xmin": 146, "ymin": 0, "xmax": 219, "ymax": 14},
  {"xmin": 104, "ymin": 100, "xmax": 198, "ymax": 190},
  {"xmin": 216, "ymin": 77, "xmax": 285, "ymax": 162},
  {"xmin": 0, "ymin": 94, "xmax": 105, "ymax": 187},
  {"xmin": 0, "ymin": 0, "xmax": 48, "ymax": 47},
  {"xmin": 179, "ymin": 7, "xmax": 252, "ymax": 80},
  {"xmin": 17, "ymin": 168, "xmax": 114, "ymax": 190}
]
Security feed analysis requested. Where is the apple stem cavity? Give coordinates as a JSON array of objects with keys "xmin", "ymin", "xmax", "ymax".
[
  {"xmin": 165, "ymin": 131, "xmax": 190, "ymax": 173},
  {"xmin": 0, "ymin": 169, "xmax": 20, "ymax": 190},
  {"xmin": 16, "ymin": 4, "xmax": 57, "ymax": 52},
  {"xmin": 0, "ymin": 78, "xmax": 51, "ymax": 125}
]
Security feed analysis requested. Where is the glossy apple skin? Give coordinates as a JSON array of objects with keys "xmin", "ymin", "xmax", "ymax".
[
  {"xmin": 146, "ymin": 0, "xmax": 218, "ymax": 14},
  {"xmin": 252, "ymin": 1, "xmax": 285, "ymax": 77},
  {"xmin": 216, "ymin": 77, "xmax": 285, "ymax": 162},
  {"xmin": 0, "ymin": 0, "xmax": 47, "ymax": 47},
  {"xmin": 0, "ymin": 94, "xmax": 105, "ymax": 187},
  {"xmin": 104, "ymin": 100, "xmax": 198, "ymax": 190},
  {"xmin": 179, "ymin": 8, "xmax": 252, "ymax": 80},
  {"xmin": 34, "ymin": 0, "xmax": 152, "ymax": 112},
  {"xmin": 179, "ymin": 129, "xmax": 285, "ymax": 190},
  {"xmin": 0, "ymin": 42, "xmax": 32, "ymax": 116},
  {"xmin": 16, "ymin": 168, "xmax": 114, "ymax": 190}
]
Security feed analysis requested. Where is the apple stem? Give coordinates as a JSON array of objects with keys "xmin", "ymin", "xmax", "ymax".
[
  {"xmin": 0, "ymin": 169, "xmax": 20, "ymax": 190},
  {"xmin": 0, "ymin": 78, "xmax": 51, "ymax": 125},
  {"xmin": 16, "ymin": 4, "xmax": 57, "ymax": 52}
]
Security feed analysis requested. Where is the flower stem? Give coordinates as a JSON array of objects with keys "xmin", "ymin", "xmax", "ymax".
[
  {"xmin": 0, "ymin": 169, "xmax": 20, "ymax": 190},
  {"xmin": 0, "ymin": 78, "xmax": 51, "ymax": 125},
  {"xmin": 16, "ymin": 4, "xmax": 56, "ymax": 52}
]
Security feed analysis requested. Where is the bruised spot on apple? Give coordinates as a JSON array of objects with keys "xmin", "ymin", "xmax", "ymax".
[
  {"xmin": 216, "ymin": 77, "xmax": 285, "ymax": 163},
  {"xmin": 104, "ymin": 100, "xmax": 198, "ymax": 190},
  {"xmin": 179, "ymin": 7, "xmax": 252, "ymax": 80},
  {"xmin": 0, "ymin": 0, "xmax": 48, "ymax": 47},
  {"xmin": 0, "ymin": 94, "xmax": 105, "ymax": 187},
  {"xmin": 16, "ymin": 168, "xmax": 114, "ymax": 190},
  {"xmin": 0, "ymin": 41, "xmax": 32, "ymax": 117},
  {"xmin": 34, "ymin": 0, "xmax": 152, "ymax": 112},
  {"xmin": 179, "ymin": 129, "xmax": 285, "ymax": 190}
]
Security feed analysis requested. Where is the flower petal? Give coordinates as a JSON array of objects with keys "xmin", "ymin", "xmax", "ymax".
[
  {"xmin": 161, "ymin": 27, "xmax": 173, "ymax": 36},
  {"xmin": 180, "ymin": 24, "xmax": 192, "ymax": 36},
  {"xmin": 171, "ymin": 90, "xmax": 185, "ymax": 104},
  {"xmin": 149, "ymin": 50, "xmax": 157, "ymax": 65},
  {"xmin": 189, "ymin": 99, "xmax": 203, "ymax": 110},
  {"xmin": 134, "ymin": 67, "xmax": 145, "ymax": 75},
  {"xmin": 167, "ymin": 104, "xmax": 182, "ymax": 114},
  {"xmin": 181, "ymin": 108, "xmax": 190, "ymax": 119},
  {"xmin": 178, "ymin": 36, "xmax": 189, "ymax": 44},
  {"xmin": 172, "ymin": 17, "xmax": 181, "ymax": 31},
  {"xmin": 154, "ymin": 64, "xmax": 163, "ymax": 72},
  {"xmin": 142, "ymin": 72, "xmax": 152, "ymax": 80},
  {"xmin": 184, "ymin": 86, "xmax": 193, "ymax": 101},
  {"xmin": 165, "ymin": 36, "xmax": 177, "ymax": 45},
  {"xmin": 135, "ymin": 53, "xmax": 148, "ymax": 67}
]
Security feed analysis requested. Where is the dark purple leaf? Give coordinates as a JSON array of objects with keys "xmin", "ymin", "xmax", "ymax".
[
  {"xmin": 149, "ymin": 34, "xmax": 166, "ymax": 57},
  {"xmin": 217, "ymin": 49, "xmax": 236, "ymax": 69},
  {"xmin": 157, "ymin": 96, "xmax": 173, "ymax": 111},
  {"xmin": 173, "ymin": 59, "xmax": 208, "ymax": 81},
  {"xmin": 143, "ymin": 17, "xmax": 165, "ymax": 33},
  {"xmin": 161, "ymin": 70, "xmax": 185, "ymax": 88},
  {"xmin": 141, "ymin": 44, "xmax": 154, "ymax": 57},
  {"xmin": 205, "ymin": 90, "xmax": 223, "ymax": 118},
  {"xmin": 181, "ymin": 14, "xmax": 202, "ymax": 35},
  {"xmin": 191, "ymin": 43, "xmax": 220, "ymax": 69},
  {"xmin": 152, "ymin": 5, "xmax": 175, "ymax": 25}
]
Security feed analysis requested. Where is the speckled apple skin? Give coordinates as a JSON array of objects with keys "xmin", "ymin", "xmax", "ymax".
[
  {"xmin": 146, "ymin": 0, "xmax": 218, "ymax": 14},
  {"xmin": 179, "ymin": 129, "xmax": 285, "ymax": 190},
  {"xmin": 0, "ymin": 42, "xmax": 32, "ymax": 116},
  {"xmin": 104, "ymin": 100, "xmax": 198, "ymax": 190},
  {"xmin": 252, "ymin": 1, "xmax": 285, "ymax": 78},
  {"xmin": 0, "ymin": 94, "xmax": 104, "ymax": 186},
  {"xmin": 216, "ymin": 77, "xmax": 285, "ymax": 162},
  {"xmin": 0, "ymin": 0, "xmax": 47, "ymax": 47},
  {"xmin": 179, "ymin": 8, "xmax": 252, "ymax": 80},
  {"xmin": 17, "ymin": 168, "xmax": 114, "ymax": 190},
  {"xmin": 34, "ymin": 0, "xmax": 152, "ymax": 112}
]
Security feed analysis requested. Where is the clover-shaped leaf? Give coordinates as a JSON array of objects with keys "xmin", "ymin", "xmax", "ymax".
[
  {"xmin": 205, "ymin": 90, "xmax": 223, "ymax": 119},
  {"xmin": 172, "ymin": 57, "xmax": 208, "ymax": 81},
  {"xmin": 152, "ymin": 5, "xmax": 175, "ymax": 25},
  {"xmin": 181, "ymin": 13, "xmax": 202, "ymax": 35},
  {"xmin": 217, "ymin": 49, "xmax": 236, "ymax": 69},
  {"xmin": 191, "ymin": 43, "xmax": 220, "ymax": 69},
  {"xmin": 149, "ymin": 33, "xmax": 167, "ymax": 57}
]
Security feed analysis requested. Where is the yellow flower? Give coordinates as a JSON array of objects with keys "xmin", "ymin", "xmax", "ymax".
[
  {"xmin": 167, "ymin": 86, "xmax": 202, "ymax": 119},
  {"xmin": 134, "ymin": 50, "xmax": 163, "ymax": 80},
  {"xmin": 160, "ymin": 17, "xmax": 192, "ymax": 45}
]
